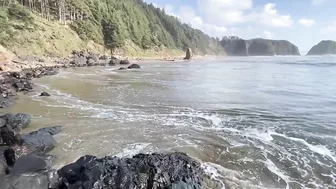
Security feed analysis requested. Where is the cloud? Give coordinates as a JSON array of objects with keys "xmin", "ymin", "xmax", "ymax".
[
  {"xmin": 263, "ymin": 30, "xmax": 274, "ymax": 39},
  {"xmin": 198, "ymin": 0, "xmax": 253, "ymax": 26},
  {"xmin": 260, "ymin": 3, "xmax": 293, "ymax": 27},
  {"xmin": 321, "ymin": 21, "xmax": 336, "ymax": 33},
  {"xmin": 298, "ymin": 19, "xmax": 316, "ymax": 27}
]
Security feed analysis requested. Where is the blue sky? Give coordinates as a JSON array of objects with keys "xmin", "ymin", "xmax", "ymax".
[{"xmin": 144, "ymin": 0, "xmax": 336, "ymax": 54}]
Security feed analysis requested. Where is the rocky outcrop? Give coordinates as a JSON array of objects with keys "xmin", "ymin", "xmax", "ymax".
[
  {"xmin": 59, "ymin": 152, "xmax": 203, "ymax": 189},
  {"xmin": 0, "ymin": 113, "xmax": 31, "ymax": 146},
  {"xmin": 220, "ymin": 37, "xmax": 300, "ymax": 56},
  {"xmin": 184, "ymin": 48, "xmax": 193, "ymax": 60},
  {"xmin": 307, "ymin": 40, "xmax": 336, "ymax": 55}
]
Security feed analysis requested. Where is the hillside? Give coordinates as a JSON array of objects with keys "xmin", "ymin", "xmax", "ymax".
[
  {"xmin": 307, "ymin": 40, "xmax": 336, "ymax": 55},
  {"xmin": 221, "ymin": 37, "xmax": 300, "ymax": 56},
  {"xmin": 0, "ymin": 1, "xmax": 225, "ymax": 57}
]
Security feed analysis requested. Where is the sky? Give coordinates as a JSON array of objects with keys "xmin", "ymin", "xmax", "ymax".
[{"xmin": 143, "ymin": 0, "xmax": 336, "ymax": 54}]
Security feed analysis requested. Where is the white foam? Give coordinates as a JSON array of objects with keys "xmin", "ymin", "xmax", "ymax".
[
  {"xmin": 113, "ymin": 143, "xmax": 151, "ymax": 158},
  {"xmin": 271, "ymin": 132, "xmax": 336, "ymax": 162},
  {"xmin": 264, "ymin": 159, "xmax": 290, "ymax": 189}
]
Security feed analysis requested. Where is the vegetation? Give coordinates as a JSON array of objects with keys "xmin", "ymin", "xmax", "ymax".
[{"xmin": 0, "ymin": 0, "xmax": 225, "ymax": 56}]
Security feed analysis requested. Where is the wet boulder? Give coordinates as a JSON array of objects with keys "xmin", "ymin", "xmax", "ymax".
[
  {"xmin": 118, "ymin": 67, "xmax": 127, "ymax": 70},
  {"xmin": 9, "ymin": 155, "xmax": 48, "ymax": 175},
  {"xmin": 127, "ymin": 64, "xmax": 141, "ymax": 69},
  {"xmin": 0, "ymin": 173, "xmax": 49, "ymax": 189},
  {"xmin": 0, "ymin": 122, "xmax": 22, "ymax": 146},
  {"xmin": 40, "ymin": 92, "xmax": 50, "ymax": 97},
  {"xmin": 58, "ymin": 152, "xmax": 203, "ymax": 189},
  {"xmin": 21, "ymin": 126, "xmax": 62, "ymax": 153},
  {"xmin": 120, "ymin": 59, "xmax": 131, "ymax": 65},
  {"xmin": 0, "ymin": 113, "xmax": 31, "ymax": 132}
]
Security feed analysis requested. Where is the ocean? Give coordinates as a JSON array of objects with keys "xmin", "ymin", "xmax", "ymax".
[{"xmin": 2, "ymin": 56, "xmax": 336, "ymax": 189}]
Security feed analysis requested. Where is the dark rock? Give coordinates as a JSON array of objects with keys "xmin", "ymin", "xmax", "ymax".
[
  {"xmin": 127, "ymin": 64, "xmax": 141, "ymax": 69},
  {"xmin": 0, "ymin": 173, "xmax": 49, "ymax": 189},
  {"xmin": 40, "ymin": 92, "xmax": 50, "ymax": 97},
  {"xmin": 58, "ymin": 152, "xmax": 203, "ymax": 189},
  {"xmin": 0, "ymin": 113, "xmax": 31, "ymax": 131},
  {"xmin": 10, "ymin": 155, "xmax": 48, "ymax": 174},
  {"xmin": 13, "ymin": 82, "xmax": 25, "ymax": 91},
  {"xmin": 21, "ymin": 126, "xmax": 62, "ymax": 153},
  {"xmin": 0, "ymin": 124, "xmax": 22, "ymax": 146},
  {"xmin": 120, "ymin": 59, "xmax": 131, "ymax": 65},
  {"xmin": 118, "ymin": 67, "xmax": 127, "ymax": 70},
  {"xmin": 184, "ymin": 48, "xmax": 193, "ymax": 60},
  {"xmin": 4, "ymin": 148, "xmax": 16, "ymax": 167}
]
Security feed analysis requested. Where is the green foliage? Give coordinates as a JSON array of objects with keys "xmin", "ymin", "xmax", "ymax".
[
  {"xmin": 7, "ymin": 3, "xmax": 33, "ymax": 23},
  {"xmin": 71, "ymin": 20, "xmax": 103, "ymax": 44}
]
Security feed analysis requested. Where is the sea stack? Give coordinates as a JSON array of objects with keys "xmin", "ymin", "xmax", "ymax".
[{"xmin": 184, "ymin": 48, "xmax": 193, "ymax": 60}]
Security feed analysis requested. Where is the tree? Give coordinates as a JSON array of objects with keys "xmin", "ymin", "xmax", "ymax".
[{"xmin": 102, "ymin": 20, "xmax": 122, "ymax": 55}]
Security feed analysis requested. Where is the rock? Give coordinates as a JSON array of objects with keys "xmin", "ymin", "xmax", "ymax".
[
  {"xmin": 118, "ymin": 67, "xmax": 127, "ymax": 70},
  {"xmin": 307, "ymin": 40, "xmax": 336, "ymax": 55},
  {"xmin": 40, "ymin": 92, "xmax": 50, "ymax": 97},
  {"xmin": 120, "ymin": 59, "xmax": 131, "ymax": 65},
  {"xmin": 0, "ymin": 113, "xmax": 31, "ymax": 131},
  {"xmin": 109, "ymin": 56, "xmax": 120, "ymax": 66},
  {"xmin": 9, "ymin": 155, "xmax": 48, "ymax": 174},
  {"xmin": 0, "ymin": 173, "xmax": 49, "ymax": 189},
  {"xmin": 86, "ymin": 58, "xmax": 96, "ymax": 67},
  {"xmin": 58, "ymin": 152, "xmax": 203, "ymax": 189},
  {"xmin": 0, "ymin": 159, "xmax": 7, "ymax": 175},
  {"xmin": 21, "ymin": 126, "xmax": 62, "ymax": 153},
  {"xmin": 71, "ymin": 56, "xmax": 87, "ymax": 67},
  {"xmin": 127, "ymin": 64, "xmax": 141, "ymax": 69},
  {"xmin": 99, "ymin": 55, "xmax": 109, "ymax": 60},
  {"xmin": 3, "ymin": 148, "xmax": 16, "ymax": 168},
  {"xmin": 0, "ymin": 124, "xmax": 22, "ymax": 146},
  {"xmin": 12, "ymin": 82, "xmax": 25, "ymax": 91},
  {"xmin": 184, "ymin": 48, "xmax": 193, "ymax": 60}
]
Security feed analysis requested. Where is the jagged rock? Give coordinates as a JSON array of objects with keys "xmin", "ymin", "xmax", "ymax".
[
  {"xmin": 40, "ymin": 92, "xmax": 50, "ymax": 97},
  {"xmin": 128, "ymin": 64, "xmax": 141, "ymax": 69},
  {"xmin": 21, "ymin": 126, "xmax": 63, "ymax": 153},
  {"xmin": 184, "ymin": 48, "xmax": 193, "ymax": 60},
  {"xmin": 120, "ymin": 59, "xmax": 131, "ymax": 65},
  {"xmin": 0, "ymin": 113, "xmax": 31, "ymax": 131},
  {"xmin": 58, "ymin": 152, "xmax": 203, "ymax": 189}
]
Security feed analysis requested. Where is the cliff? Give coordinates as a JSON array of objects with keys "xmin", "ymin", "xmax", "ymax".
[
  {"xmin": 307, "ymin": 40, "xmax": 336, "ymax": 55},
  {"xmin": 220, "ymin": 37, "xmax": 300, "ymax": 56}
]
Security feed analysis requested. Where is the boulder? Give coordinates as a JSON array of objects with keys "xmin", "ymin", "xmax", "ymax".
[
  {"xmin": 0, "ymin": 124, "xmax": 22, "ymax": 146},
  {"xmin": 86, "ymin": 57, "xmax": 96, "ymax": 67},
  {"xmin": 0, "ymin": 173, "xmax": 49, "ymax": 189},
  {"xmin": 9, "ymin": 155, "xmax": 48, "ymax": 174},
  {"xmin": 40, "ymin": 92, "xmax": 50, "ymax": 97},
  {"xmin": 0, "ymin": 113, "xmax": 31, "ymax": 131},
  {"xmin": 184, "ymin": 48, "xmax": 193, "ymax": 60},
  {"xmin": 71, "ymin": 56, "xmax": 87, "ymax": 67},
  {"xmin": 58, "ymin": 152, "xmax": 203, "ymax": 189},
  {"xmin": 118, "ymin": 67, "xmax": 127, "ymax": 70},
  {"xmin": 109, "ymin": 56, "xmax": 120, "ymax": 66},
  {"xmin": 21, "ymin": 126, "xmax": 62, "ymax": 153},
  {"xmin": 120, "ymin": 59, "xmax": 131, "ymax": 65},
  {"xmin": 3, "ymin": 148, "xmax": 16, "ymax": 168},
  {"xmin": 127, "ymin": 64, "xmax": 141, "ymax": 69},
  {"xmin": 99, "ymin": 55, "xmax": 109, "ymax": 60}
]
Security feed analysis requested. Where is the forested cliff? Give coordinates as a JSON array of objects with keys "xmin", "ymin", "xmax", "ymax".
[{"xmin": 0, "ymin": 0, "xmax": 225, "ymax": 56}]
